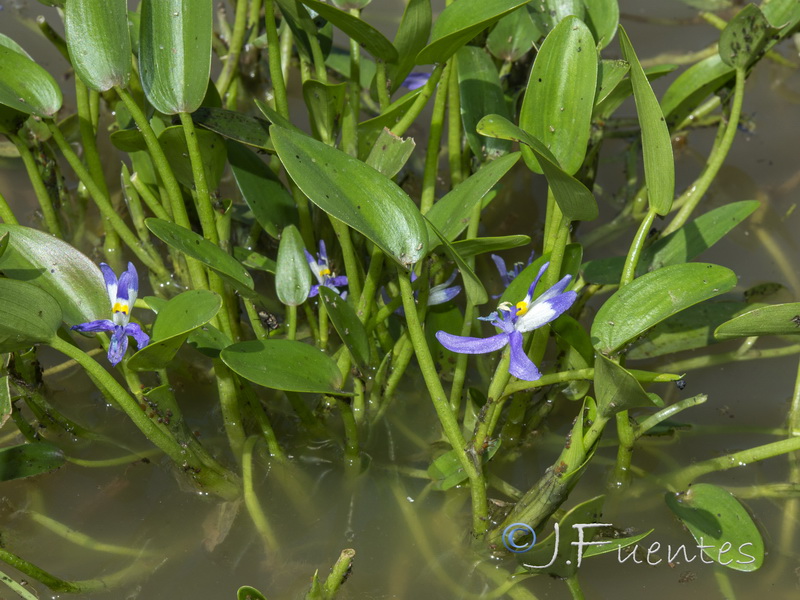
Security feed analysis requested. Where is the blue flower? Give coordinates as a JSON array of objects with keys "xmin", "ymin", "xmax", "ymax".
[
  {"xmin": 391, "ymin": 270, "xmax": 462, "ymax": 316},
  {"xmin": 304, "ymin": 240, "xmax": 348, "ymax": 298},
  {"xmin": 491, "ymin": 251, "xmax": 535, "ymax": 298},
  {"xmin": 435, "ymin": 262, "xmax": 576, "ymax": 381},
  {"xmin": 71, "ymin": 262, "xmax": 150, "ymax": 366},
  {"xmin": 401, "ymin": 72, "xmax": 431, "ymax": 91}
]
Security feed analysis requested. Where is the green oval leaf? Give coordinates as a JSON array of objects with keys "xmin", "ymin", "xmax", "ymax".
[
  {"xmin": 298, "ymin": 0, "xmax": 398, "ymax": 62},
  {"xmin": 583, "ymin": 0, "xmax": 619, "ymax": 49},
  {"xmin": 228, "ymin": 141, "xmax": 297, "ymax": 239},
  {"xmin": 486, "ymin": 7, "xmax": 542, "ymax": 61},
  {"xmin": 0, "ymin": 44, "xmax": 63, "ymax": 117},
  {"xmin": 0, "ymin": 224, "xmax": 108, "ymax": 325},
  {"xmin": 127, "ymin": 290, "xmax": 221, "ymax": 371},
  {"xmin": 0, "ymin": 279, "xmax": 62, "ymax": 352},
  {"xmin": 714, "ymin": 302, "xmax": 800, "ymax": 339},
  {"xmin": 476, "ymin": 115, "xmax": 598, "ymax": 221},
  {"xmin": 271, "ymin": 125, "xmax": 428, "ymax": 269},
  {"xmin": 416, "ymin": 0, "xmax": 531, "ymax": 65},
  {"xmin": 665, "ymin": 484, "xmax": 764, "ymax": 571},
  {"xmin": 221, "ymin": 339, "xmax": 346, "ymax": 394},
  {"xmin": 591, "ymin": 263, "xmax": 737, "ymax": 354},
  {"xmin": 618, "ymin": 26, "xmax": 674, "ymax": 215},
  {"xmin": 276, "ymin": 225, "xmax": 311, "ymax": 307},
  {"xmin": 158, "ymin": 125, "xmax": 227, "ymax": 190},
  {"xmin": 457, "ymin": 46, "xmax": 513, "ymax": 159},
  {"xmin": 388, "ymin": 0, "xmax": 432, "ymax": 93},
  {"xmin": 0, "ymin": 441, "xmax": 65, "ymax": 482},
  {"xmin": 65, "ymin": 0, "xmax": 131, "ymax": 91},
  {"xmin": 237, "ymin": 586, "xmax": 267, "ymax": 600},
  {"xmin": 145, "ymin": 218, "xmax": 255, "ymax": 293},
  {"xmin": 139, "ymin": 0, "xmax": 212, "ymax": 114},
  {"xmin": 319, "ymin": 287, "xmax": 370, "ymax": 369},
  {"xmin": 193, "ymin": 107, "xmax": 273, "ymax": 151},
  {"xmin": 519, "ymin": 16, "xmax": 598, "ymax": 176},
  {"xmin": 719, "ymin": 4, "xmax": 772, "ymax": 70}
]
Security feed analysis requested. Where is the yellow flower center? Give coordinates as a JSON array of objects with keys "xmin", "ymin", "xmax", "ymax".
[
  {"xmin": 319, "ymin": 268, "xmax": 331, "ymax": 277},
  {"xmin": 112, "ymin": 302, "xmax": 129, "ymax": 315},
  {"xmin": 515, "ymin": 301, "xmax": 529, "ymax": 317}
]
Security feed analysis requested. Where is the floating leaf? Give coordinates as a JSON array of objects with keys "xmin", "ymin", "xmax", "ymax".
[
  {"xmin": 457, "ymin": 46, "xmax": 513, "ymax": 159},
  {"xmin": 139, "ymin": 0, "xmax": 212, "ymax": 114},
  {"xmin": 271, "ymin": 126, "xmax": 428, "ymax": 269},
  {"xmin": 426, "ymin": 152, "xmax": 520, "ymax": 242},
  {"xmin": 221, "ymin": 340, "xmax": 346, "ymax": 394},
  {"xmin": 193, "ymin": 107, "xmax": 273, "ymax": 151},
  {"xmin": 618, "ymin": 26, "xmax": 674, "ymax": 215},
  {"xmin": 0, "ymin": 224, "xmax": 108, "ymax": 325},
  {"xmin": 0, "ymin": 441, "xmax": 65, "ymax": 482},
  {"xmin": 582, "ymin": 200, "xmax": 759, "ymax": 284},
  {"xmin": 0, "ymin": 44, "xmax": 62, "ymax": 117},
  {"xmin": 319, "ymin": 287, "xmax": 370, "ymax": 369},
  {"xmin": 65, "ymin": 0, "xmax": 131, "ymax": 91},
  {"xmin": 276, "ymin": 225, "xmax": 311, "ymax": 307},
  {"xmin": 714, "ymin": 302, "xmax": 800, "ymax": 339},
  {"xmin": 158, "ymin": 125, "xmax": 227, "ymax": 190},
  {"xmin": 476, "ymin": 115, "xmax": 598, "ymax": 221},
  {"xmin": 665, "ymin": 484, "xmax": 764, "ymax": 571},
  {"xmin": 591, "ymin": 263, "xmax": 737, "ymax": 354},
  {"xmin": 228, "ymin": 141, "xmax": 297, "ymax": 239},
  {"xmin": 146, "ymin": 218, "xmax": 255, "ymax": 293},
  {"xmin": 416, "ymin": 0, "xmax": 531, "ymax": 64},
  {"xmin": 519, "ymin": 16, "xmax": 597, "ymax": 176},
  {"xmin": 127, "ymin": 290, "xmax": 221, "ymax": 370}
]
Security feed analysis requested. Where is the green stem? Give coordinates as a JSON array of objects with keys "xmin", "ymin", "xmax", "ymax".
[
  {"xmin": 419, "ymin": 63, "xmax": 451, "ymax": 214},
  {"xmin": 375, "ymin": 60, "xmax": 390, "ymax": 111},
  {"xmin": 264, "ymin": 0, "xmax": 290, "ymax": 118},
  {"xmin": 129, "ymin": 172, "xmax": 171, "ymax": 221},
  {"xmin": 0, "ymin": 189, "xmax": 19, "ymax": 224},
  {"xmin": 620, "ymin": 209, "xmax": 657, "ymax": 286},
  {"xmin": 216, "ymin": 0, "xmax": 249, "ymax": 99},
  {"xmin": 391, "ymin": 63, "xmax": 445, "ymax": 137},
  {"xmin": 8, "ymin": 134, "xmax": 62, "ymax": 237},
  {"xmin": 398, "ymin": 268, "xmax": 488, "ymax": 535},
  {"xmin": 330, "ymin": 217, "xmax": 362, "ymax": 299},
  {"xmin": 242, "ymin": 436, "xmax": 279, "ymax": 552},
  {"xmin": 214, "ymin": 360, "xmax": 247, "ymax": 461},
  {"xmin": 663, "ymin": 68, "xmax": 745, "ymax": 236},
  {"xmin": 50, "ymin": 337, "xmax": 239, "ymax": 499},
  {"xmin": 447, "ymin": 58, "xmax": 463, "ymax": 187},
  {"xmin": 336, "ymin": 397, "xmax": 360, "ymax": 466},
  {"xmin": 323, "ymin": 549, "xmax": 356, "ymax": 597},
  {"xmin": 287, "ymin": 304, "xmax": 298, "ymax": 340},
  {"xmin": 46, "ymin": 124, "xmax": 168, "ymax": 279},
  {"xmin": 178, "ymin": 112, "xmax": 219, "ymax": 244},
  {"xmin": 565, "ymin": 575, "xmax": 585, "ymax": 600},
  {"xmin": 657, "ymin": 343, "xmax": 800, "ymax": 373},
  {"xmin": 355, "ymin": 242, "xmax": 384, "ymax": 323}
]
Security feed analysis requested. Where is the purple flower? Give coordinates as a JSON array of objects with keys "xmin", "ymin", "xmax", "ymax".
[
  {"xmin": 304, "ymin": 240, "xmax": 348, "ymax": 299},
  {"xmin": 401, "ymin": 72, "xmax": 431, "ymax": 91},
  {"xmin": 392, "ymin": 270, "xmax": 461, "ymax": 316},
  {"xmin": 71, "ymin": 262, "xmax": 150, "ymax": 366},
  {"xmin": 435, "ymin": 262, "xmax": 576, "ymax": 381},
  {"xmin": 491, "ymin": 251, "xmax": 535, "ymax": 298}
]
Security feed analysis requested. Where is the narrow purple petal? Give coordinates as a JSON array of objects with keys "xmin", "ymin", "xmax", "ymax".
[
  {"xmin": 516, "ymin": 291, "xmax": 577, "ymax": 333},
  {"xmin": 318, "ymin": 239, "xmax": 328, "ymax": 264},
  {"xmin": 435, "ymin": 331, "xmax": 509, "ymax": 355},
  {"xmin": 491, "ymin": 254, "xmax": 510, "ymax": 287},
  {"xmin": 327, "ymin": 275, "xmax": 348, "ymax": 287},
  {"xmin": 402, "ymin": 72, "xmax": 431, "ymax": 91},
  {"xmin": 507, "ymin": 330, "xmax": 541, "ymax": 381},
  {"xmin": 125, "ymin": 262, "xmax": 139, "ymax": 296},
  {"xmin": 308, "ymin": 284, "xmax": 320, "ymax": 297},
  {"xmin": 428, "ymin": 284, "xmax": 461, "ymax": 306},
  {"xmin": 116, "ymin": 270, "xmax": 133, "ymax": 302},
  {"xmin": 124, "ymin": 322, "xmax": 150, "ymax": 350},
  {"xmin": 72, "ymin": 319, "xmax": 115, "ymax": 333},
  {"xmin": 107, "ymin": 326, "xmax": 129, "ymax": 366},
  {"xmin": 99, "ymin": 263, "xmax": 118, "ymax": 304},
  {"xmin": 525, "ymin": 261, "xmax": 550, "ymax": 300}
]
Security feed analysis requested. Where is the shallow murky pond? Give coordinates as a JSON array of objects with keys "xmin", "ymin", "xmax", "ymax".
[{"xmin": 1, "ymin": 0, "xmax": 800, "ymax": 599}]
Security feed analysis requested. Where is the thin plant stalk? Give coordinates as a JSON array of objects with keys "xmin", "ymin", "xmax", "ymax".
[
  {"xmin": 0, "ymin": 189, "xmax": 19, "ymax": 224},
  {"xmin": 242, "ymin": 436, "xmax": 280, "ymax": 553},
  {"xmin": 7, "ymin": 134, "xmax": 62, "ymax": 237},
  {"xmin": 216, "ymin": 0, "xmax": 249, "ymax": 99},
  {"xmin": 419, "ymin": 63, "xmax": 451, "ymax": 214}
]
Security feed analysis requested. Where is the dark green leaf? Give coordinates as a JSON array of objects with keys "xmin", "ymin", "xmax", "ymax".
[
  {"xmin": 193, "ymin": 107, "xmax": 273, "ymax": 151},
  {"xmin": 139, "ymin": 0, "xmax": 212, "ymax": 114},
  {"xmin": 591, "ymin": 263, "xmax": 737, "ymax": 354},
  {"xmin": 110, "ymin": 128, "xmax": 148, "ymax": 152},
  {"xmin": 0, "ymin": 44, "xmax": 62, "ymax": 117},
  {"xmin": 271, "ymin": 126, "xmax": 428, "ymax": 269},
  {"xmin": 357, "ymin": 91, "xmax": 420, "ymax": 158},
  {"xmin": 127, "ymin": 290, "xmax": 221, "ymax": 370},
  {"xmin": 0, "ymin": 278, "xmax": 61, "ymax": 352},
  {"xmin": 0, "ymin": 441, "xmax": 65, "ymax": 482},
  {"xmin": 528, "ymin": 0, "xmax": 585, "ymax": 35},
  {"xmin": 319, "ymin": 287, "xmax": 370, "ymax": 369},
  {"xmin": 426, "ymin": 152, "xmax": 520, "ymax": 242},
  {"xmin": 158, "ymin": 125, "xmax": 227, "ymax": 190},
  {"xmin": 594, "ymin": 354, "xmax": 659, "ymax": 420},
  {"xmin": 618, "ymin": 26, "xmax": 674, "ymax": 215},
  {"xmin": 298, "ymin": 0, "xmax": 398, "ymax": 62},
  {"xmin": 451, "ymin": 235, "xmax": 531, "ymax": 258},
  {"xmin": 302, "ymin": 80, "xmax": 347, "ymax": 144},
  {"xmin": 594, "ymin": 63, "xmax": 677, "ymax": 120},
  {"xmin": 364, "ymin": 128, "xmax": 416, "ymax": 179},
  {"xmin": 65, "ymin": 0, "xmax": 131, "ymax": 91},
  {"xmin": 582, "ymin": 200, "xmax": 759, "ymax": 284},
  {"xmin": 457, "ymin": 46, "xmax": 513, "ymax": 159},
  {"xmin": 476, "ymin": 115, "xmax": 598, "ymax": 221},
  {"xmin": 427, "ymin": 440, "xmax": 500, "ymax": 490},
  {"xmin": 486, "ymin": 7, "xmax": 542, "ymax": 61},
  {"xmin": 416, "ymin": 0, "xmax": 532, "ymax": 65},
  {"xmin": 276, "ymin": 225, "xmax": 311, "ymax": 307},
  {"xmin": 233, "ymin": 247, "xmax": 277, "ymax": 274},
  {"xmin": 582, "ymin": 0, "xmax": 619, "ymax": 48},
  {"xmin": 254, "ymin": 98, "xmax": 302, "ymax": 133},
  {"xmin": 665, "ymin": 484, "xmax": 764, "ymax": 571},
  {"xmin": 389, "ymin": 0, "xmax": 432, "ymax": 93},
  {"xmin": 221, "ymin": 339, "xmax": 346, "ymax": 394},
  {"xmin": 237, "ymin": 586, "xmax": 268, "ymax": 600},
  {"xmin": 146, "ymin": 218, "xmax": 255, "ymax": 293},
  {"xmin": 425, "ymin": 218, "xmax": 488, "ymax": 306},
  {"xmin": 228, "ymin": 141, "xmax": 297, "ymax": 239},
  {"xmin": 719, "ymin": 4, "xmax": 772, "ymax": 69},
  {"xmin": 714, "ymin": 302, "xmax": 800, "ymax": 339},
  {"xmin": 0, "ymin": 224, "xmax": 108, "ymax": 325}
]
